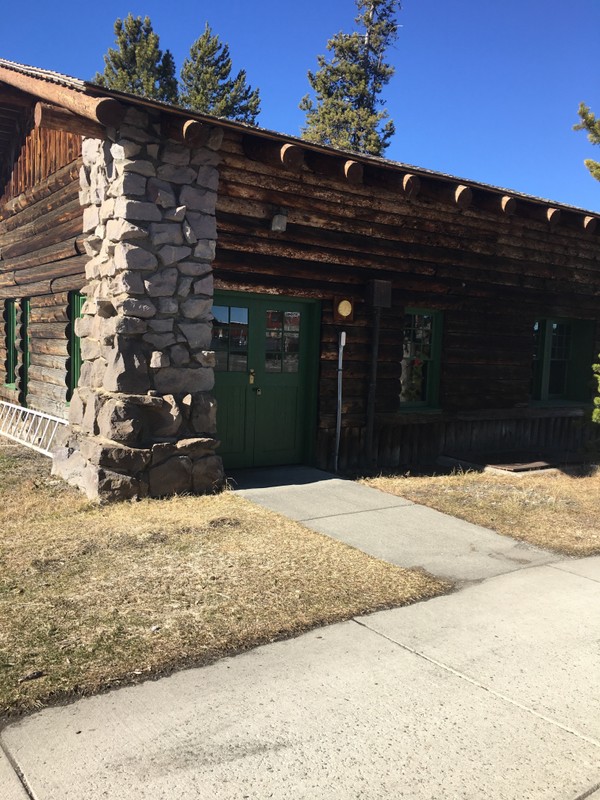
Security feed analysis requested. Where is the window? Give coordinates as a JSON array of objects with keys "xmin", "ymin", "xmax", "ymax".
[
  {"xmin": 3, "ymin": 299, "xmax": 17, "ymax": 387},
  {"xmin": 400, "ymin": 309, "xmax": 442, "ymax": 407},
  {"xmin": 67, "ymin": 291, "xmax": 85, "ymax": 401},
  {"xmin": 19, "ymin": 298, "xmax": 30, "ymax": 406},
  {"xmin": 532, "ymin": 318, "xmax": 595, "ymax": 402},
  {"xmin": 211, "ymin": 305, "xmax": 249, "ymax": 372}
]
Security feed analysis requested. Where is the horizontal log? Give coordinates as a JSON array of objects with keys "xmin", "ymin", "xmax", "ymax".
[
  {"xmin": 0, "ymin": 198, "xmax": 82, "ymax": 250},
  {"xmin": 1, "ymin": 215, "xmax": 82, "ymax": 260},
  {"xmin": 0, "ymin": 159, "xmax": 81, "ymax": 221},
  {"xmin": 161, "ymin": 117, "xmax": 224, "ymax": 150},
  {"xmin": 26, "ymin": 378, "xmax": 67, "ymax": 403},
  {"xmin": 14, "ymin": 253, "xmax": 88, "ymax": 286},
  {"xmin": 29, "ymin": 321, "xmax": 69, "ymax": 339},
  {"xmin": 243, "ymin": 137, "xmax": 305, "ymax": 171},
  {"xmin": 30, "ymin": 291, "xmax": 69, "ymax": 308},
  {"xmin": 0, "ymin": 64, "xmax": 124, "ymax": 126},
  {"xmin": 30, "ymin": 305, "xmax": 69, "ymax": 323},
  {"xmin": 34, "ymin": 102, "xmax": 104, "ymax": 139},
  {"xmin": 30, "ymin": 337, "xmax": 68, "ymax": 356},
  {"xmin": 51, "ymin": 273, "xmax": 87, "ymax": 294},
  {"xmin": 2, "ymin": 238, "xmax": 79, "ymax": 274},
  {"xmin": 29, "ymin": 364, "xmax": 67, "ymax": 387},
  {"xmin": 30, "ymin": 352, "xmax": 68, "ymax": 371}
]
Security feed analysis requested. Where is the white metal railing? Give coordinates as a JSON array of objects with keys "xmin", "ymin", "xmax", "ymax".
[{"xmin": 0, "ymin": 401, "xmax": 67, "ymax": 457}]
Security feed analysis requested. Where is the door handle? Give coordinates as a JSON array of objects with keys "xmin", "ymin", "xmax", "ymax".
[{"xmin": 249, "ymin": 369, "xmax": 255, "ymax": 385}]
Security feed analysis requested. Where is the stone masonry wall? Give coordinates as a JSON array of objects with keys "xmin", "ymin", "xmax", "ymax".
[{"xmin": 53, "ymin": 105, "xmax": 225, "ymax": 501}]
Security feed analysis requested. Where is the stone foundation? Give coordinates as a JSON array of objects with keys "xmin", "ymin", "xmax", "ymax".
[{"xmin": 53, "ymin": 105, "xmax": 225, "ymax": 501}]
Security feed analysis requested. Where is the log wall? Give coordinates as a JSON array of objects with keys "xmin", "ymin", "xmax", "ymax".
[
  {"xmin": 0, "ymin": 123, "xmax": 84, "ymax": 418},
  {"xmin": 214, "ymin": 130, "xmax": 600, "ymax": 469}
]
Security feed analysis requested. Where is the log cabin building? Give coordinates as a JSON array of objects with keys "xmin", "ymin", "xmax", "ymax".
[{"xmin": 0, "ymin": 59, "xmax": 598, "ymax": 500}]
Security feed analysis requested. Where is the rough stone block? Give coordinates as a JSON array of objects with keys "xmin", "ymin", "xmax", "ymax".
[
  {"xmin": 153, "ymin": 366, "xmax": 214, "ymax": 394},
  {"xmin": 117, "ymin": 298, "xmax": 157, "ymax": 318},
  {"xmin": 160, "ymin": 144, "xmax": 191, "ymax": 166},
  {"xmin": 150, "ymin": 351, "xmax": 169, "ymax": 369},
  {"xmin": 82, "ymin": 138, "xmax": 102, "ymax": 167},
  {"xmin": 114, "ymin": 316, "xmax": 148, "ymax": 335},
  {"xmin": 196, "ymin": 165, "xmax": 219, "ymax": 192},
  {"xmin": 148, "ymin": 456, "xmax": 192, "ymax": 498},
  {"xmin": 177, "ymin": 276, "xmax": 193, "ymax": 298},
  {"xmin": 114, "ymin": 198, "xmax": 162, "ymax": 222},
  {"xmin": 179, "ymin": 322, "xmax": 212, "ymax": 350},
  {"xmin": 144, "ymin": 268, "xmax": 179, "ymax": 297},
  {"xmin": 106, "ymin": 219, "xmax": 147, "ymax": 242},
  {"xmin": 192, "ymin": 455, "xmax": 224, "ymax": 494},
  {"xmin": 181, "ymin": 297, "xmax": 212, "ymax": 320},
  {"xmin": 83, "ymin": 205, "xmax": 100, "ymax": 233},
  {"xmin": 68, "ymin": 390, "xmax": 85, "ymax": 426},
  {"xmin": 157, "ymin": 165, "xmax": 197, "ymax": 184},
  {"xmin": 147, "ymin": 178, "xmax": 177, "ymax": 209},
  {"xmin": 177, "ymin": 261, "xmax": 212, "ymax": 277},
  {"xmin": 80, "ymin": 437, "xmax": 152, "ymax": 474},
  {"xmin": 193, "ymin": 239, "xmax": 216, "ymax": 261},
  {"xmin": 157, "ymin": 297, "xmax": 179, "ymax": 315},
  {"xmin": 193, "ymin": 350, "xmax": 216, "ymax": 368},
  {"xmin": 147, "ymin": 318, "xmax": 174, "ymax": 333},
  {"xmin": 149, "ymin": 223, "xmax": 184, "ymax": 246},
  {"xmin": 97, "ymin": 398, "xmax": 143, "ymax": 446},
  {"xmin": 190, "ymin": 149, "xmax": 221, "ymax": 168},
  {"xmin": 164, "ymin": 205, "xmax": 186, "ymax": 222},
  {"xmin": 179, "ymin": 186, "xmax": 216, "ymax": 214},
  {"xmin": 103, "ymin": 339, "xmax": 151, "ymax": 393},
  {"xmin": 182, "ymin": 220, "xmax": 197, "ymax": 245},
  {"xmin": 185, "ymin": 391, "xmax": 218, "ymax": 434},
  {"xmin": 158, "ymin": 245, "xmax": 192, "ymax": 266},
  {"xmin": 193, "ymin": 274, "xmax": 214, "ymax": 296},
  {"xmin": 113, "ymin": 243, "xmax": 157, "ymax": 271},
  {"xmin": 112, "ymin": 271, "xmax": 145, "ymax": 296},
  {"xmin": 143, "ymin": 332, "xmax": 177, "ymax": 349},
  {"xmin": 110, "ymin": 140, "xmax": 142, "ymax": 160},
  {"xmin": 170, "ymin": 344, "xmax": 190, "ymax": 366}
]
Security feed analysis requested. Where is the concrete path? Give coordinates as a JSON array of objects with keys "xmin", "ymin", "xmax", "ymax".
[
  {"xmin": 231, "ymin": 466, "xmax": 556, "ymax": 584},
  {"xmin": 2, "ymin": 467, "xmax": 599, "ymax": 799}
]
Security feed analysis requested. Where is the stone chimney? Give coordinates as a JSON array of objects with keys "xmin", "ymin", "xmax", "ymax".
[{"xmin": 53, "ymin": 105, "xmax": 224, "ymax": 501}]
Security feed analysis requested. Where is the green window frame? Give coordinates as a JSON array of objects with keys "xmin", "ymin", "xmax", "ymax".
[
  {"xmin": 67, "ymin": 291, "xmax": 85, "ymax": 401},
  {"xmin": 3, "ymin": 298, "xmax": 17, "ymax": 388},
  {"xmin": 400, "ymin": 308, "xmax": 443, "ymax": 408},
  {"xmin": 19, "ymin": 298, "xmax": 30, "ymax": 407},
  {"xmin": 532, "ymin": 318, "xmax": 595, "ymax": 402}
]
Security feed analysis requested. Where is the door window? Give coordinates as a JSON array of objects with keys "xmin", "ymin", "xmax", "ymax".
[
  {"xmin": 264, "ymin": 310, "xmax": 302, "ymax": 373},
  {"xmin": 212, "ymin": 306, "xmax": 249, "ymax": 372}
]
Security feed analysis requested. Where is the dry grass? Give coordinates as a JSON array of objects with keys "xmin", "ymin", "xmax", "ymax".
[
  {"xmin": 0, "ymin": 442, "xmax": 449, "ymax": 719},
  {"xmin": 364, "ymin": 466, "xmax": 600, "ymax": 557}
]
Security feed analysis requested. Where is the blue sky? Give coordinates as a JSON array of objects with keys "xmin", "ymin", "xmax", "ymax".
[{"xmin": 2, "ymin": 0, "xmax": 600, "ymax": 211}]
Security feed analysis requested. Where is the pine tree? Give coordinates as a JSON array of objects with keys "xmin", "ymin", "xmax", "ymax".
[
  {"xmin": 179, "ymin": 23, "xmax": 261, "ymax": 124},
  {"xmin": 574, "ymin": 103, "xmax": 600, "ymax": 181},
  {"xmin": 93, "ymin": 14, "xmax": 178, "ymax": 104},
  {"xmin": 300, "ymin": 0, "xmax": 401, "ymax": 156}
]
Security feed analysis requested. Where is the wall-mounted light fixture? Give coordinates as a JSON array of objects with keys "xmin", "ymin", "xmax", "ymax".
[{"xmin": 271, "ymin": 208, "xmax": 288, "ymax": 232}]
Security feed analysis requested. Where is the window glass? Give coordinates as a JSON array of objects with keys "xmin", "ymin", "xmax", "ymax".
[
  {"xmin": 211, "ymin": 306, "xmax": 248, "ymax": 372},
  {"xmin": 265, "ymin": 310, "xmax": 301, "ymax": 373},
  {"xmin": 400, "ymin": 311, "xmax": 438, "ymax": 405},
  {"xmin": 532, "ymin": 318, "xmax": 594, "ymax": 402},
  {"xmin": 3, "ymin": 299, "xmax": 17, "ymax": 386}
]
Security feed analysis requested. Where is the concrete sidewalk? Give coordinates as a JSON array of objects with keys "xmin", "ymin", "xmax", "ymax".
[
  {"xmin": 231, "ymin": 466, "xmax": 556, "ymax": 584},
  {"xmin": 2, "ymin": 468, "xmax": 599, "ymax": 799}
]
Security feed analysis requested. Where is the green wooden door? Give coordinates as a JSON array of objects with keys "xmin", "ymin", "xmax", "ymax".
[{"xmin": 212, "ymin": 292, "xmax": 319, "ymax": 469}]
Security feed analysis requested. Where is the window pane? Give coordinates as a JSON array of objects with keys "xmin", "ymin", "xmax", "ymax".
[
  {"xmin": 211, "ymin": 306, "xmax": 249, "ymax": 372},
  {"xmin": 401, "ymin": 312, "xmax": 435, "ymax": 404},
  {"xmin": 265, "ymin": 311, "xmax": 283, "ymax": 372},
  {"xmin": 229, "ymin": 308, "xmax": 248, "ymax": 372},
  {"xmin": 283, "ymin": 333, "xmax": 300, "ymax": 372}
]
